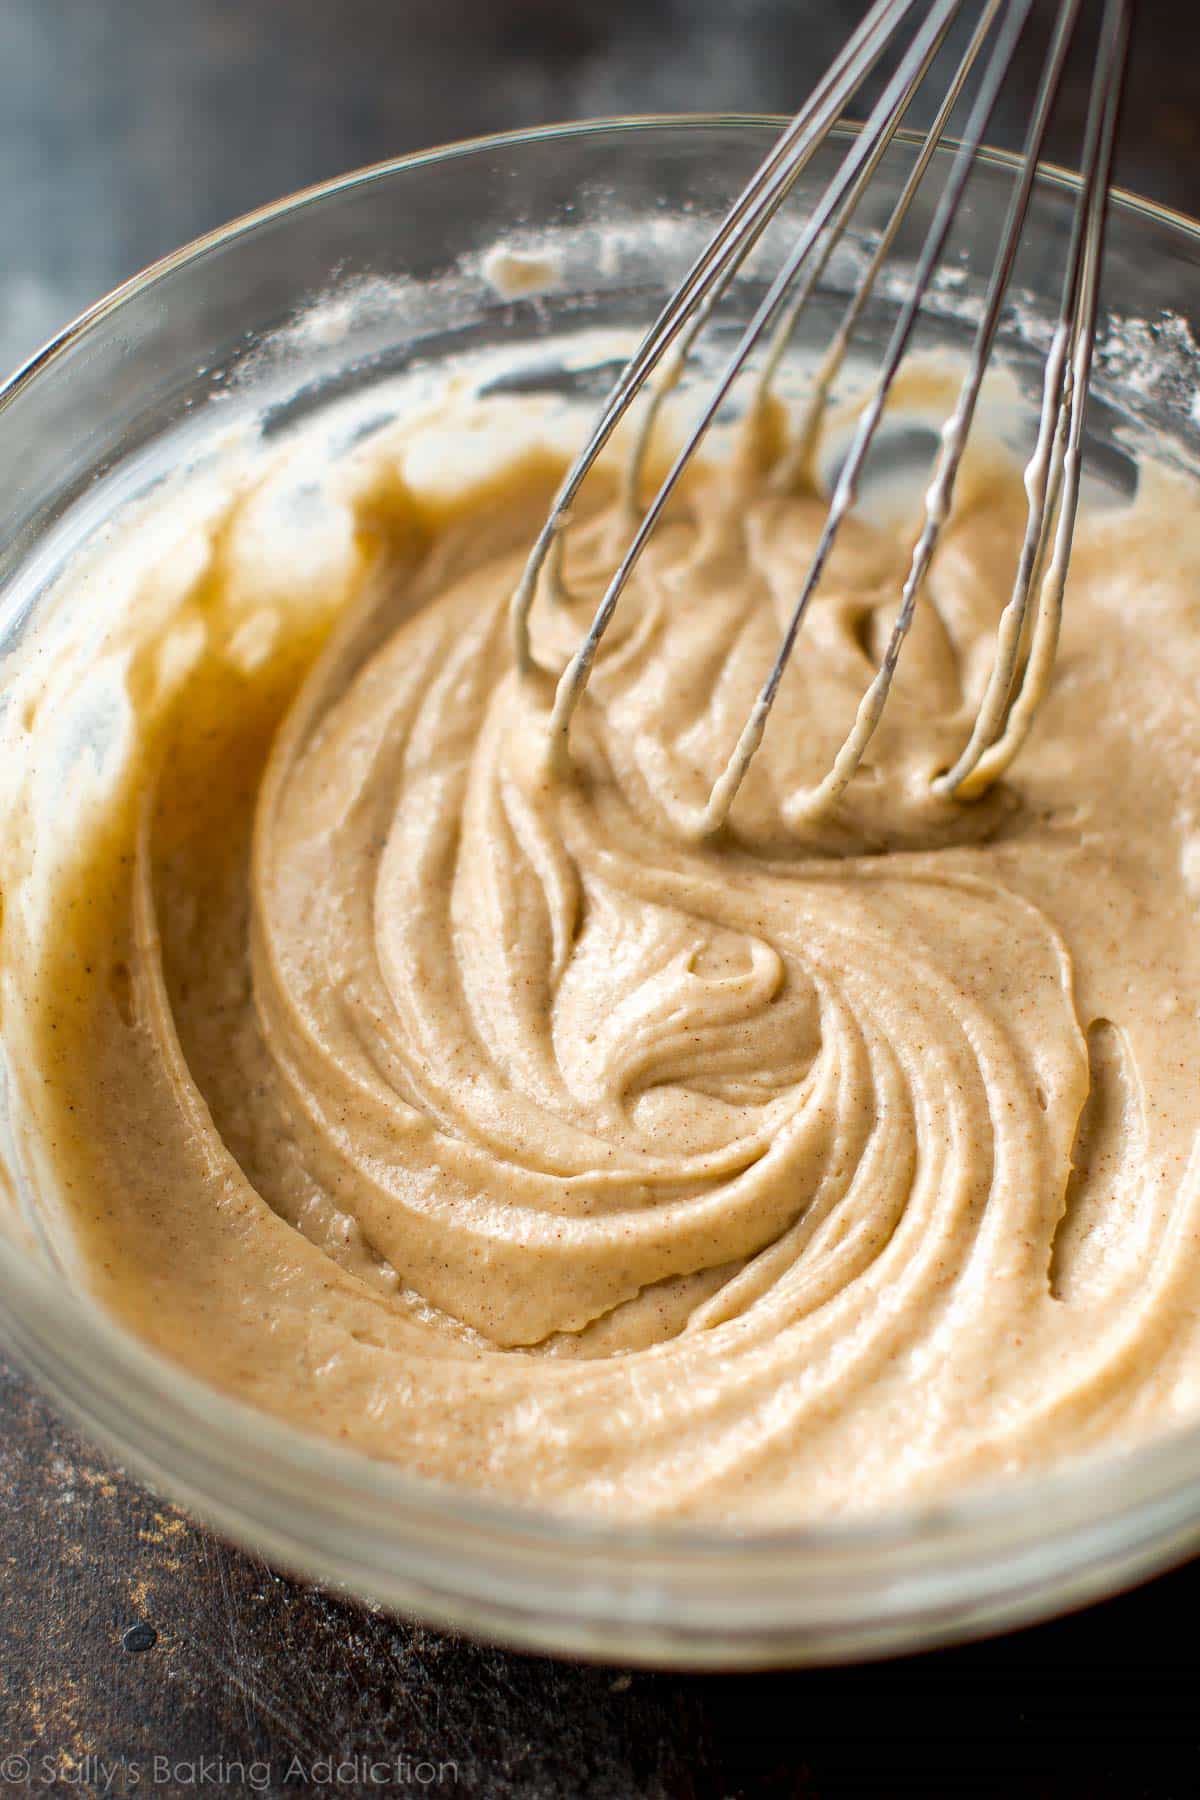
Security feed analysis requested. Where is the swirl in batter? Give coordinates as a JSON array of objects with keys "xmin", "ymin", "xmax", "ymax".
[{"xmin": 6, "ymin": 370, "xmax": 1200, "ymax": 1523}]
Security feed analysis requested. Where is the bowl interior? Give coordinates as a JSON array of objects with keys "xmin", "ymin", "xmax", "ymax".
[{"xmin": 3, "ymin": 118, "xmax": 1200, "ymax": 1665}]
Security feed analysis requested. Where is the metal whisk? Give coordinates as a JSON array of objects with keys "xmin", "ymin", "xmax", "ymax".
[{"xmin": 510, "ymin": 0, "xmax": 1132, "ymax": 832}]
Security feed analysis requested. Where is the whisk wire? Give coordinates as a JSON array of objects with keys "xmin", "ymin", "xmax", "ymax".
[
  {"xmin": 762, "ymin": 0, "xmax": 1099, "ymax": 824},
  {"xmin": 545, "ymin": 0, "xmax": 966, "ymax": 754},
  {"xmin": 510, "ymin": 0, "xmax": 925, "ymax": 673},
  {"xmin": 513, "ymin": 0, "xmax": 1133, "ymax": 830},
  {"xmin": 764, "ymin": 0, "xmax": 1006, "ymax": 492},
  {"xmin": 705, "ymin": 0, "xmax": 1044, "ymax": 830},
  {"xmin": 941, "ymin": 0, "xmax": 1131, "ymax": 796}
]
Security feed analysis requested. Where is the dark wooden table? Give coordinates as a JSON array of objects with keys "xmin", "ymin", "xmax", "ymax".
[
  {"xmin": 6, "ymin": 1354, "xmax": 1200, "ymax": 1798},
  {"xmin": 3, "ymin": 4, "xmax": 1200, "ymax": 1793}
]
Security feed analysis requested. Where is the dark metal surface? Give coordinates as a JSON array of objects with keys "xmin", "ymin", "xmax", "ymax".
[{"xmin": 2, "ymin": 3, "xmax": 1200, "ymax": 1792}]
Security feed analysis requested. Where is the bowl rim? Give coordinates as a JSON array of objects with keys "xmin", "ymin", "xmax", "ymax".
[
  {"xmin": 5, "ymin": 112, "xmax": 1200, "ymax": 407},
  {"xmin": 4, "ymin": 113, "xmax": 1200, "ymax": 1659}
]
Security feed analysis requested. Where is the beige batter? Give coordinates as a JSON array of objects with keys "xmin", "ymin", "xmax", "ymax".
[{"xmin": 5, "ymin": 361, "xmax": 1200, "ymax": 1524}]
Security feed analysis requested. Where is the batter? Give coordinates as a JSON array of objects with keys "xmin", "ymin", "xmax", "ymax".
[{"xmin": 4, "ymin": 359, "xmax": 1200, "ymax": 1524}]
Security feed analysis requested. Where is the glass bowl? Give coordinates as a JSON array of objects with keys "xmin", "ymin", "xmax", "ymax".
[{"xmin": 3, "ymin": 117, "xmax": 1200, "ymax": 1670}]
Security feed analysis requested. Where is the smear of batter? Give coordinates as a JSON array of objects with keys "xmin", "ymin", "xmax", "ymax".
[{"xmin": 4, "ymin": 360, "xmax": 1200, "ymax": 1524}]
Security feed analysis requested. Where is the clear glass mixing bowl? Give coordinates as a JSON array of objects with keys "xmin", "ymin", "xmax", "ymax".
[{"xmin": 3, "ymin": 118, "xmax": 1200, "ymax": 1669}]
